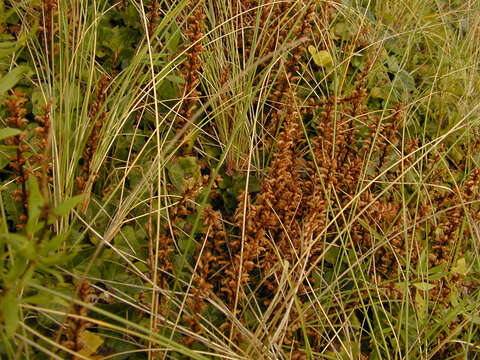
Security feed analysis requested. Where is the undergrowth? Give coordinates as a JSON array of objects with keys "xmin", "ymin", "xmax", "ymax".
[{"xmin": 0, "ymin": 0, "xmax": 480, "ymax": 359}]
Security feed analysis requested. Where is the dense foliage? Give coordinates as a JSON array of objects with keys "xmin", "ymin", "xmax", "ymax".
[{"xmin": 1, "ymin": 0, "xmax": 480, "ymax": 359}]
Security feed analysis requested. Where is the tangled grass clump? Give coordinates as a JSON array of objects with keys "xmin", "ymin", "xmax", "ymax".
[{"xmin": 1, "ymin": 0, "xmax": 480, "ymax": 359}]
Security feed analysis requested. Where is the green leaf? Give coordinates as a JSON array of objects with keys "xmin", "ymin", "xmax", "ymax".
[
  {"xmin": 166, "ymin": 22, "xmax": 181, "ymax": 53},
  {"xmin": 53, "ymin": 194, "xmax": 84, "ymax": 216},
  {"xmin": 308, "ymin": 45, "xmax": 333, "ymax": 67},
  {"xmin": 449, "ymin": 288, "xmax": 459, "ymax": 307},
  {"xmin": 23, "ymin": 293, "xmax": 56, "ymax": 305},
  {"xmin": 394, "ymin": 70, "xmax": 415, "ymax": 93},
  {"xmin": 134, "ymin": 261, "xmax": 149, "ymax": 273},
  {"xmin": 415, "ymin": 291, "xmax": 427, "ymax": 324},
  {"xmin": 123, "ymin": 225, "xmax": 140, "ymax": 251},
  {"xmin": 0, "ymin": 66, "xmax": 31, "ymax": 96},
  {"xmin": 26, "ymin": 176, "xmax": 44, "ymax": 233},
  {"xmin": 370, "ymin": 86, "xmax": 391, "ymax": 100},
  {"xmin": 332, "ymin": 22, "xmax": 354, "ymax": 40},
  {"xmin": 386, "ymin": 56, "xmax": 400, "ymax": 72},
  {"xmin": 0, "ymin": 41, "xmax": 17, "ymax": 58},
  {"xmin": 157, "ymin": 80, "xmax": 178, "ymax": 100},
  {"xmin": 324, "ymin": 246, "xmax": 340, "ymax": 265},
  {"xmin": 4, "ymin": 257, "xmax": 28, "ymax": 285},
  {"xmin": 417, "ymin": 248, "xmax": 429, "ymax": 274},
  {"xmin": 428, "ymin": 263, "xmax": 447, "ymax": 281},
  {"xmin": 166, "ymin": 74, "xmax": 185, "ymax": 85},
  {"xmin": 41, "ymin": 232, "xmax": 69, "ymax": 254},
  {"xmin": 0, "ymin": 147, "xmax": 15, "ymax": 170},
  {"xmin": 77, "ymin": 330, "xmax": 104, "ymax": 356},
  {"xmin": 123, "ymin": 4, "xmax": 142, "ymax": 29},
  {"xmin": 179, "ymin": 156, "xmax": 197, "ymax": 173},
  {"xmin": 1, "ymin": 289, "xmax": 19, "ymax": 337},
  {"xmin": 168, "ymin": 161, "xmax": 184, "ymax": 190},
  {"xmin": 41, "ymin": 250, "xmax": 77, "ymax": 266},
  {"xmin": 452, "ymin": 257, "xmax": 468, "ymax": 275},
  {"xmin": 2, "ymin": 233, "xmax": 35, "ymax": 259},
  {"xmin": 100, "ymin": 26, "xmax": 136, "ymax": 53},
  {"xmin": 413, "ymin": 282, "xmax": 435, "ymax": 291},
  {"xmin": 464, "ymin": 313, "xmax": 480, "ymax": 325},
  {"xmin": 31, "ymin": 86, "xmax": 49, "ymax": 116},
  {"xmin": 0, "ymin": 128, "xmax": 21, "ymax": 141}
]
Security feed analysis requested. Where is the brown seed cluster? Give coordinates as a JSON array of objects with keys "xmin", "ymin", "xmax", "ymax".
[
  {"xmin": 146, "ymin": 0, "xmax": 161, "ymax": 37},
  {"xmin": 36, "ymin": 0, "xmax": 59, "ymax": 56},
  {"xmin": 112, "ymin": 0, "xmax": 129, "ymax": 12},
  {"xmin": 76, "ymin": 74, "xmax": 110, "ymax": 193},
  {"xmin": 264, "ymin": 1, "xmax": 318, "ymax": 134},
  {"xmin": 178, "ymin": 2, "xmax": 206, "ymax": 130},
  {"xmin": 4, "ymin": 92, "xmax": 30, "ymax": 221},
  {"xmin": 3, "ymin": 91, "xmax": 52, "ymax": 229},
  {"xmin": 62, "ymin": 280, "xmax": 98, "ymax": 359}
]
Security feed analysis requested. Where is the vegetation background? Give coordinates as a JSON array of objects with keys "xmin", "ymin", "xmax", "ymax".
[{"xmin": 0, "ymin": 0, "xmax": 480, "ymax": 359}]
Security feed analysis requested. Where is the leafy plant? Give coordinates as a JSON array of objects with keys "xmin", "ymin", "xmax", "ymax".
[{"xmin": 1, "ymin": 0, "xmax": 480, "ymax": 359}]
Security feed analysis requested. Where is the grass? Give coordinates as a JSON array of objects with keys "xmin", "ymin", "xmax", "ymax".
[{"xmin": 0, "ymin": 0, "xmax": 480, "ymax": 359}]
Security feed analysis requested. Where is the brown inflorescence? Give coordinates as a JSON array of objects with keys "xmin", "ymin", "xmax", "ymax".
[
  {"xmin": 4, "ymin": 91, "xmax": 53, "ymax": 229},
  {"xmin": 147, "ymin": 0, "xmax": 161, "ymax": 37},
  {"xmin": 178, "ymin": 2, "xmax": 206, "ymax": 133},
  {"xmin": 76, "ymin": 73, "xmax": 110, "ymax": 193},
  {"xmin": 62, "ymin": 280, "xmax": 98, "ymax": 359},
  {"xmin": 37, "ymin": 0, "xmax": 59, "ymax": 56},
  {"xmin": 4, "ymin": 92, "xmax": 30, "ymax": 221}
]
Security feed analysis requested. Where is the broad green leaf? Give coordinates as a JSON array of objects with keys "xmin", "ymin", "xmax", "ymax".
[
  {"xmin": 428, "ymin": 263, "xmax": 447, "ymax": 281},
  {"xmin": 4, "ymin": 257, "xmax": 28, "ymax": 285},
  {"xmin": 41, "ymin": 250, "xmax": 77, "ymax": 266},
  {"xmin": 0, "ymin": 128, "xmax": 21, "ymax": 141},
  {"xmin": 386, "ymin": 56, "xmax": 400, "ymax": 72},
  {"xmin": 23, "ymin": 293, "xmax": 56, "ymax": 305},
  {"xmin": 0, "ymin": 42, "xmax": 17, "ymax": 58},
  {"xmin": 179, "ymin": 156, "xmax": 197, "ymax": 173},
  {"xmin": 53, "ymin": 194, "xmax": 84, "ymax": 216},
  {"xmin": 166, "ymin": 74, "xmax": 185, "ymax": 85},
  {"xmin": 308, "ymin": 45, "xmax": 333, "ymax": 67},
  {"xmin": 324, "ymin": 246, "xmax": 340, "ymax": 265},
  {"xmin": 157, "ymin": 79, "xmax": 178, "ymax": 100},
  {"xmin": 122, "ymin": 225, "xmax": 140, "ymax": 251},
  {"xmin": 0, "ymin": 147, "xmax": 15, "ymax": 170},
  {"xmin": 452, "ymin": 257, "xmax": 468, "ymax": 275},
  {"xmin": 168, "ymin": 161, "xmax": 184, "ymax": 190},
  {"xmin": 100, "ymin": 26, "xmax": 137, "ymax": 53},
  {"xmin": 3, "ymin": 233, "xmax": 33, "ymax": 256},
  {"xmin": 77, "ymin": 330, "xmax": 104, "ymax": 356},
  {"xmin": 450, "ymin": 145, "xmax": 465, "ymax": 164},
  {"xmin": 394, "ymin": 282, "xmax": 407, "ymax": 295},
  {"xmin": 418, "ymin": 247, "xmax": 429, "ymax": 274},
  {"xmin": 166, "ymin": 22, "xmax": 181, "ymax": 53},
  {"xmin": 41, "ymin": 232, "xmax": 69, "ymax": 254},
  {"xmin": 31, "ymin": 87, "xmax": 48, "ymax": 116},
  {"xmin": 394, "ymin": 70, "xmax": 415, "ymax": 93},
  {"xmin": 0, "ymin": 66, "xmax": 31, "ymax": 96},
  {"xmin": 370, "ymin": 86, "xmax": 391, "ymax": 100},
  {"xmin": 464, "ymin": 313, "xmax": 480, "ymax": 325},
  {"xmin": 134, "ymin": 261, "xmax": 149, "ymax": 273},
  {"xmin": 123, "ymin": 4, "xmax": 142, "ymax": 29},
  {"xmin": 1, "ymin": 289, "xmax": 19, "ymax": 337},
  {"xmin": 332, "ymin": 22, "xmax": 354, "ymax": 40},
  {"xmin": 415, "ymin": 291, "xmax": 427, "ymax": 324},
  {"xmin": 26, "ymin": 176, "xmax": 44, "ymax": 233},
  {"xmin": 449, "ymin": 288, "xmax": 459, "ymax": 307},
  {"xmin": 413, "ymin": 282, "xmax": 435, "ymax": 291}
]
